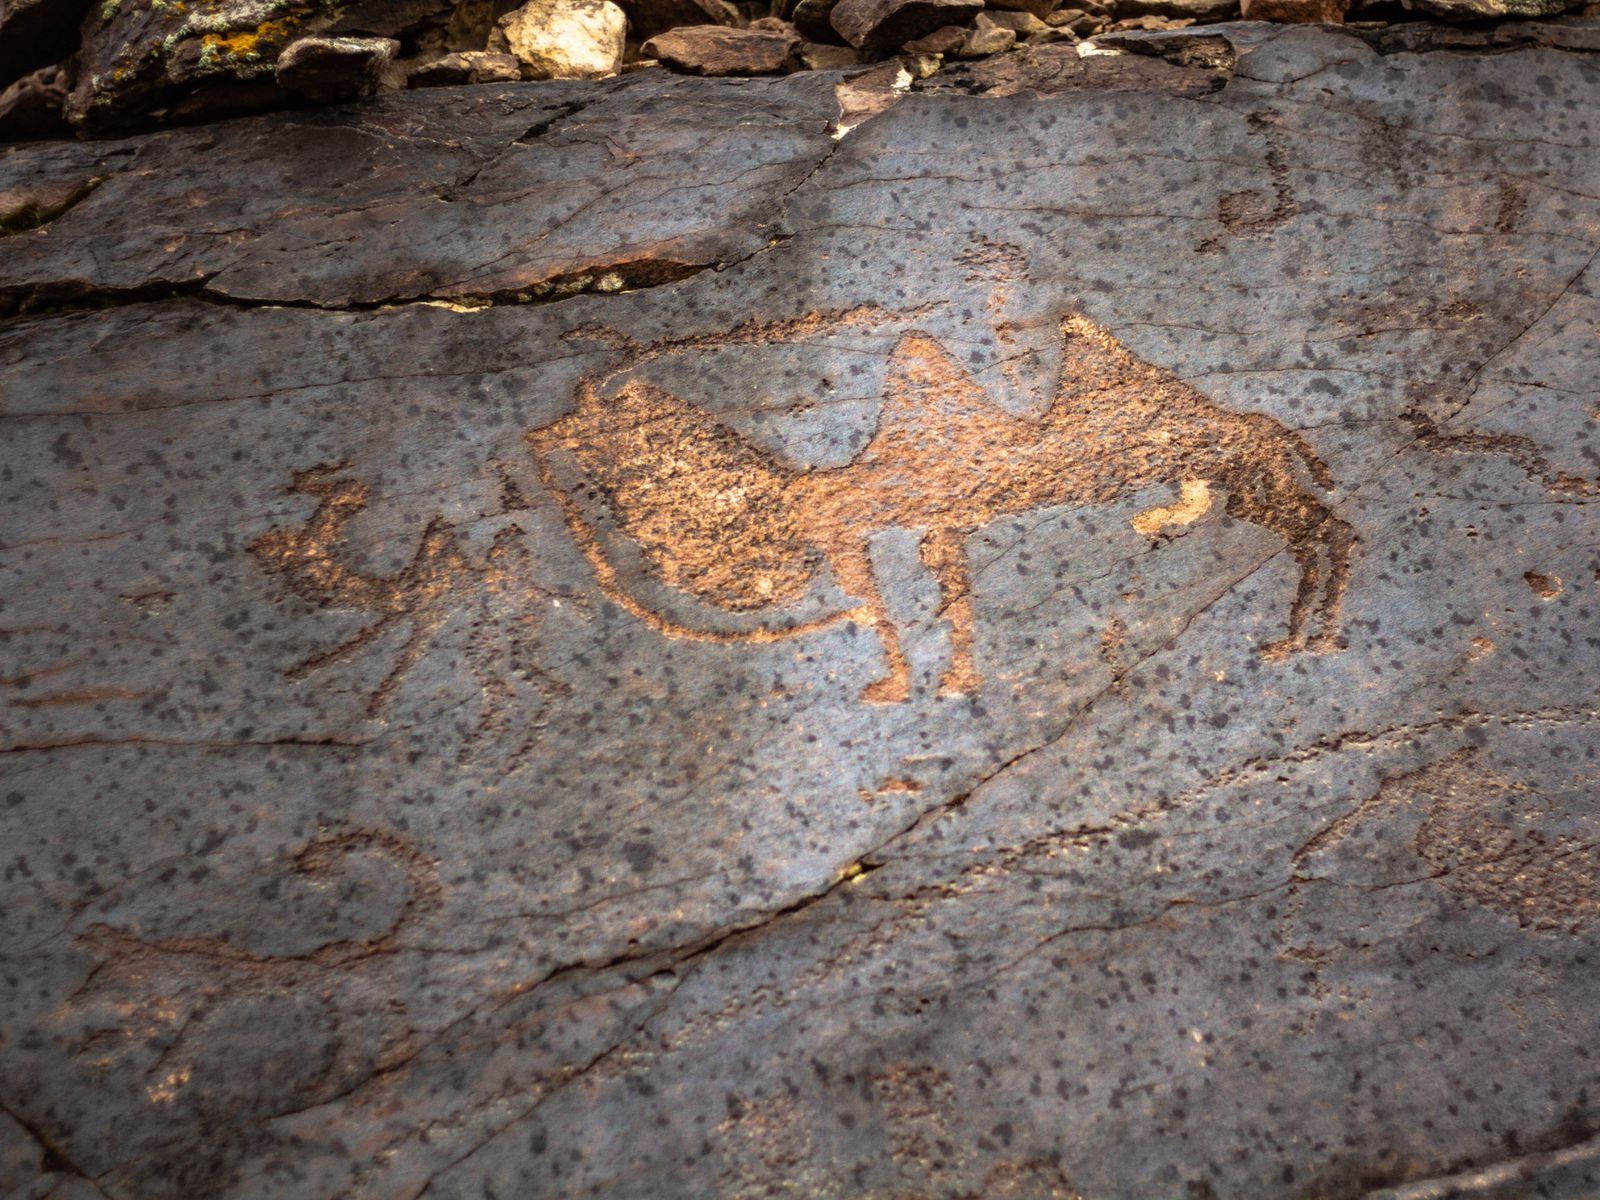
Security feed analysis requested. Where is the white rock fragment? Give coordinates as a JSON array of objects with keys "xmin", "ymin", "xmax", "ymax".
[{"xmin": 489, "ymin": 0, "xmax": 627, "ymax": 80}]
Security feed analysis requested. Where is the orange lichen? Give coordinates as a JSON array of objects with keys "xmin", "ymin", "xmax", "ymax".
[{"xmin": 200, "ymin": 15, "xmax": 302, "ymax": 60}]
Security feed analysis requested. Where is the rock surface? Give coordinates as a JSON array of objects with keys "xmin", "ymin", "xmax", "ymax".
[
  {"xmin": 0, "ymin": 0, "xmax": 91, "ymax": 90},
  {"xmin": 65, "ymin": 0, "xmax": 456, "ymax": 130},
  {"xmin": 276, "ymin": 36, "xmax": 402, "ymax": 103},
  {"xmin": 643, "ymin": 24, "xmax": 804, "ymax": 72},
  {"xmin": 617, "ymin": 0, "xmax": 745, "ymax": 37},
  {"xmin": 830, "ymin": 0, "xmax": 985, "ymax": 47},
  {"xmin": 409, "ymin": 50, "xmax": 529, "ymax": 86},
  {"xmin": 1239, "ymin": 0, "xmax": 1346, "ymax": 20},
  {"xmin": 0, "ymin": 64, "xmax": 70, "ymax": 141},
  {"xmin": 4, "ymin": 20, "xmax": 1600, "ymax": 1200}
]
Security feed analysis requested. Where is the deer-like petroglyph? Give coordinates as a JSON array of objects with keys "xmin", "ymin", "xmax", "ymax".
[{"xmin": 529, "ymin": 310, "xmax": 1356, "ymax": 702}]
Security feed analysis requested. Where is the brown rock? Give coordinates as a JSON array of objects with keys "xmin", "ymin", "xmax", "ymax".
[
  {"xmin": 0, "ymin": 64, "xmax": 69, "ymax": 142},
  {"xmin": 830, "ymin": 0, "xmax": 984, "ymax": 49},
  {"xmin": 1110, "ymin": 13, "xmax": 1197, "ymax": 27},
  {"xmin": 0, "ymin": 0, "xmax": 91, "ymax": 90},
  {"xmin": 490, "ymin": 0, "xmax": 628, "ymax": 79},
  {"xmin": 982, "ymin": 9, "xmax": 1051, "ymax": 31},
  {"xmin": 1239, "ymin": 0, "xmax": 1347, "ymax": 19},
  {"xmin": 797, "ymin": 40, "xmax": 877, "ymax": 67},
  {"xmin": 642, "ymin": 25, "xmax": 804, "ymax": 73},
  {"xmin": 406, "ymin": 51, "xmax": 526, "ymax": 86},
  {"xmin": 902, "ymin": 24, "xmax": 972, "ymax": 51},
  {"xmin": 616, "ymin": 0, "xmax": 743, "ymax": 39},
  {"xmin": 984, "ymin": 0, "xmax": 1065, "ymax": 17},
  {"xmin": 959, "ymin": 13, "xmax": 1019, "ymax": 53},
  {"xmin": 793, "ymin": 0, "xmax": 848, "ymax": 42},
  {"xmin": 275, "ymin": 37, "xmax": 399, "ymax": 103},
  {"xmin": 1111, "ymin": 0, "xmax": 1237, "ymax": 16}
]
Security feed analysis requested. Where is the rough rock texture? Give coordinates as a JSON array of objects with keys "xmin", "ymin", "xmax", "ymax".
[
  {"xmin": 276, "ymin": 36, "xmax": 401, "ymax": 103},
  {"xmin": 65, "ymin": 0, "xmax": 455, "ymax": 131},
  {"xmin": 491, "ymin": 0, "xmax": 629, "ymax": 78},
  {"xmin": 4, "ymin": 20, "xmax": 1600, "ymax": 1200},
  {"xmin": 643, "ymin": 24, "xmax": 805, "ymax": 72},
  {"xmin": 1113, "ymin": 0, "xmax": 1237, "ymax": 19},
  {"xmin": 408, "ymin": 50, "xmax": 528, "ymax": 85},
  {"xmin": 1240, "ymin": 0, "xmax": 1346, "ymax": 20},
  {"xmin": 1406, "ymin": 0, "xmax": 1575, "ymax": 16},
  {"xmin": 960, "ymin": 11, "xmax": 1020, "ymax": 51},
  {"xmin": 831, "ymin": 0, "xmax": 985, "ymax": 47},
  {"xmin": 0, "ymin": 0, "xmax": 92, "ymax": 90},
  {"xmin": 0, "ymin": 64, "xmax": 70, "ymax": 142},
  {"xmin": 793, "ymin": 0, "xmax": 849, "ymax": 39},
  {"xmin": 617, "ymin": 0, "xmax": 745, "ymax": 37}
]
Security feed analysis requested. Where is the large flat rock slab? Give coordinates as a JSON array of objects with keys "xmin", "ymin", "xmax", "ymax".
[{"xmin": 3, "ymin": 26, "xmax": 1600, "ymax": 1200}]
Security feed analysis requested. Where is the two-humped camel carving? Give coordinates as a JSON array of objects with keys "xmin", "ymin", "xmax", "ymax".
[{"xmin": 528, "ymin": 309, "xmax": 1354, "ymax": 702}]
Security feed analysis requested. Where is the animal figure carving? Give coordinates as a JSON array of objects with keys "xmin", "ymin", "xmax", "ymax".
[
  {"xmin": 529, "ymin": 311, "xmax": 1355, "ymax": 702},
  {"xmin": 249, "ymin": 464, "xmax": 564, "ymax": 745}
]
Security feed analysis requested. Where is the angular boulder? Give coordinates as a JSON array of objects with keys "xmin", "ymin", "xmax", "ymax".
[
  {"xmin": 407, "ymin": 50, "xmax": 527, "ymax": 87},
  {"xmin": 642, "ymin": 25, "xmax": 804, "ymax": 73},
  {"xmin": 793, "ymin": 0, "xmax": 848, "ymax": 40},
  {"xmin": 830, "ymin": 0, "xmax": 985, "ymax": 48},
  {"xmin": 490, "ymin": 0, "xmax": 629, "ymax": 79},
  {"xmin": 274, "ymin": 36, "xmax": 399, "ymax": 103},
  {"xmin": 959, "ymin": 11, "xmax": 1020, "ymax": 52}
]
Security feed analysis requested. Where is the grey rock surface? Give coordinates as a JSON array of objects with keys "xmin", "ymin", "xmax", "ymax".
[{"xmin": 3, "ymin": 21, "xmax": 1600, "ymax": 1200}]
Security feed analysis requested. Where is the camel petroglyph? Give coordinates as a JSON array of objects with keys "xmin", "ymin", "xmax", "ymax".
[{"xmin": 528, "ymin": 310, "xmax": 1356, "ymax": 702}]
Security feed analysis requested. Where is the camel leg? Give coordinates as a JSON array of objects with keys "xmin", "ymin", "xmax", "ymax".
[
  {"xmin": 832, "ymin": 540, "xmax": 911, "ymax": 703},
  {"xmin": 1228, "ymin": 486, "xmax": 1351, "ymax": 660},
  {"xmin": 919, "ymin": 526, "xmax": 980, "ymax": 697},
  {"xmin": 1304, "ymin": 511, "xmax": 1354, "ymax": 652}
]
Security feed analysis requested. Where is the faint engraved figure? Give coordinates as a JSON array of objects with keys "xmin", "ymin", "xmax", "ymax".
[
  {"xmin": 249, "ymin": 463, "xmax": 566, "ymax": 749},
  {"xmin": 529, "ymin": 310, "xmax": 1354, "ymax": 702}
]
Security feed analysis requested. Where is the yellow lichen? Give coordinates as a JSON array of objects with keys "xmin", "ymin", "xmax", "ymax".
[{"xmin": 199, "ymin": 15, "xmax": 302, "ymax": 62}]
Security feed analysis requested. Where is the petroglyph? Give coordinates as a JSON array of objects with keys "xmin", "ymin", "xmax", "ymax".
[
  {"xmin": 249, "ymin": 464, "xmax": 568, "ymax": 749},
  {"xmin": 66, "ymin": 829, "xmax": 434, "ymax": 1119},
  {"xmin": 1291, "ymin": 749, "xmax": 1600, "ymax": 937},
  {"xmin": 530, "ymin": 309, "xmax": 1354, "ymax": 702},
  {"xmin": 715, "ymin": 1067, "xmax": 1083, "ymax": 1198}
]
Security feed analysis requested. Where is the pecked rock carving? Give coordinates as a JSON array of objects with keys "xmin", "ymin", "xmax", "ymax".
[
  {"xmin": 529, "ymin": 308, "xmax": 1355, "ymax": 701},
  {"xmin": 249, "ymin": 463, "xmax": 567, "ymax": 749}
]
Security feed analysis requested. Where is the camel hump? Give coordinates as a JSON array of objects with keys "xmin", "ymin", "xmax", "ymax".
[{"xmin": 871, "ymin": 331, "xmax": 1036, "ymax": 459}]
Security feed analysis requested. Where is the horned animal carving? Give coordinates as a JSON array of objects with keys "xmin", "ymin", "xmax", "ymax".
[{"xmin": 529, "ymin": 311, "xmax": 1355, "ymax": 702}]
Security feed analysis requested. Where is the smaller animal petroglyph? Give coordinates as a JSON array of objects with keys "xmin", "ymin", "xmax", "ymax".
[
  {"xmin": 1287, "ymin": 749, "xmax": 1600, "ymax": 948},
  {"xmin": 530, "ymin": 309, "xmax": 1354, "ymax": 702},
  {"xmin": 250, "ymin": 464, "xmax": 566, "ymax": 746},
  {"xmin": 715, "ymin": 1067, "xmax": 1082, "ymax": 1199},
  {"xmin": 67, "ymin": 828, "xmax": 433, "ymax": 1117}
]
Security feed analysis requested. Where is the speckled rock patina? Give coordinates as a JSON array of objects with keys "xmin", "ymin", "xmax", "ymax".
[{"xmin": 3, "ymin": 23, "xmax": 1600, "ymax": 1200}]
